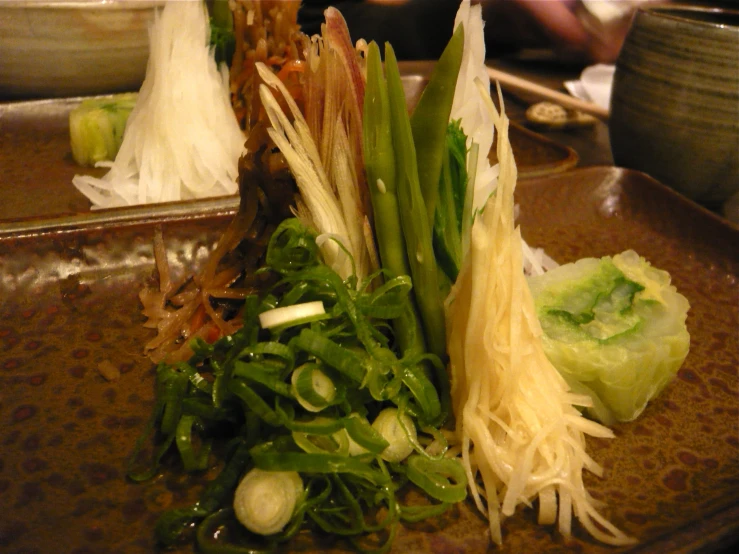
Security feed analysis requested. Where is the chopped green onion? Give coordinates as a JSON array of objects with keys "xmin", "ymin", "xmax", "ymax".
[
  {"xmin": 291, "ymin": 363, "xmax": 337, "ymax": 412},
  {"xmin": 258, "ymin": 301, "xmax": 326, "ymax": 329},
  {"xmin": 406, "ymin": 455, "xmax": 467, "ymax": 503},
  {"xmin": 131, "ymin": 215, "xmax": 459, "ymax": 551},
  {"xmin": 292, "ymin": 423, "xmax": 349, "ymax": 456},
  {"xmin": 233, "ymin": 469, "xmax": 304, "ymax": 536},
  {"xmin": 343, "ymin": 413, "xmax": 389, "ymax": 456},
  {"xmin": 175, "ymin": 415, "xmax": 212, "ymax": 472},
  {"xmin": 372, "ymin": 407, "xmax": 416, "ymax": 463}
]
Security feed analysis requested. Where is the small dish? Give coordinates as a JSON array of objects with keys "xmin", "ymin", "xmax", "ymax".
[
  {"xmin": 0, "ymin": 74, "xmax": 577, "ymax": 223},
  {"xmin": 0, "ymin": 0, "xmax": 164, "ymax": 99}
]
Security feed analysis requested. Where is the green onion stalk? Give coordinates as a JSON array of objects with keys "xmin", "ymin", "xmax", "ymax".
[{"xmin": 128, "ymin": 218, "xmax": 467, "ymax": 553}]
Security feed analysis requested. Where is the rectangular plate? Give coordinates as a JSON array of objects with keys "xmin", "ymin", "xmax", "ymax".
[
  {"xmin": 0, "ymin": 168, "xmax": 737, "ymax": 554},
  {"xmin": 0, "ymin": 69, "xmax": 577, "ymax": 223}
]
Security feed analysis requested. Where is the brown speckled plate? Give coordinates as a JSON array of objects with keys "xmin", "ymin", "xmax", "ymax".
[
  {"xmin": 0, "ymin": 68, "xmax": 575, "ymax": 223},
  {"xmin": 0, "ymin": 166, "xmax": 737, "ymax": 554}
]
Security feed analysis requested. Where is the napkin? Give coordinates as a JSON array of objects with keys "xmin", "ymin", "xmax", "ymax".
[{"xmin": 564, "ymin": 64, "xmax": 615, "ymax": 111}]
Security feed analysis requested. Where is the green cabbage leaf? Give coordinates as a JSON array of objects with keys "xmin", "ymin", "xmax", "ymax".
[{"xmin": 528, "ymin": 250, "xmax": 690, "ymax": 424}]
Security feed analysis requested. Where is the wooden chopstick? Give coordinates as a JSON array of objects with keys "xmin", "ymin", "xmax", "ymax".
[{"xmin": 486, "ymin": 66, "xmax": 610, "ymax": 121}]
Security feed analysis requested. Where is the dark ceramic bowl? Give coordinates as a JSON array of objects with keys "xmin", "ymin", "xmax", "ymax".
[{"xmin": 609, "ymin": 5, "xmax": 739, "ymax": 208}]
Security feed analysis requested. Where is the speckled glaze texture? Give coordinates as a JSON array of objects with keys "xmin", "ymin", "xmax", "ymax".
[
  {"xmin": 0, "ymin": 167, "xmax": 737, "ymax": 553},
  {"xmin": 609, "ymin": 6, "xmax": 739, "ymax": 207}
]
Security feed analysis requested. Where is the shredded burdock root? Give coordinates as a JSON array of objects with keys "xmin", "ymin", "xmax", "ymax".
[
  {"xmin": 140, "ymin": 158, "xmax": 289, "ymax": 363},
  {"xmin": 444, "ymin": 83, "xmax": 636, "ymax": 546}
]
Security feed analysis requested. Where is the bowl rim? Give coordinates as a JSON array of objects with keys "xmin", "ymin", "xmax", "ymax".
[
  {"xmin": 638, "ymin": 3, "xmax": 739, "ymax": 30},
  {"xmin": 0, "ymin": 0, "xmax": 164, "ymax": 10}
]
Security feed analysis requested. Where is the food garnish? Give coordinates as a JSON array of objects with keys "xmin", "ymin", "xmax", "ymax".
[
  {"xmin": 127, "ymin": 1, "xmax": 691, "ymax": 551},
  {"xmin": 528, "ymin": 250, "xmax": 691, "ymax": 424},
  {"xmin": 68, "ymin": 93, "xmax": 137, "ymax": 167},
  {"xmin": 445, "ymin": 82, "xmax": 635, "ymax": 546},
  {"xmin": 72, "ymin": 1, "xmax": 245, "ymax": 208},
  {"xmin": 129, "ymin": 218, "xmax": 460, "ymax": 552}
]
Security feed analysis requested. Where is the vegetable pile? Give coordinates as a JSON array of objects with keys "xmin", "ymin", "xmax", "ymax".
[
  {"xmin": 130, "ymin": 219, "xmax": 465, "ymax": 552},
  {"xmin": 528, "ymin": 250, "xmax": 691, "ymax": 424},
  {"xmin": 128, "ymin": 1, "xmax": 691, "ymax": 552},
  {"xmin": 69, "ymin": 93, "xmax": 137, "ymax": 167},
  {"xmin": 72, "ymin": 1, "xmax": 244, "ymax": 208},
  {"xmin": 445, "ymin": 86, "xmax": 635, "ymax": 546}
]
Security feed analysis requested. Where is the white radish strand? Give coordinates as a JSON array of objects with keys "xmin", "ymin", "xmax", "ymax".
[
  {"xmin": 72, "ymin": 1, "xmax": 244, "ymax": 208},
  {"xmin": 451, "ymin": 0, "xmax": 499, "ymax": 215}
]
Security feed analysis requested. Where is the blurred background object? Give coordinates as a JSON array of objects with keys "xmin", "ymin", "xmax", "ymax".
[
  {"xmin": 299, "ymin": 0, "xmax": 652, "ymax": 62},
  {"xmin": 609, "ymin": 3, "xmax": 739, "ymax": 210},
  {"xmin": 0, "ymin": 0, "xmax": 163, "ymax": 99}
]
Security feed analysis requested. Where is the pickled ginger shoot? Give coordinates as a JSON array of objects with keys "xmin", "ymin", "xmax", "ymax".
[
  {"xmin": 445, "ymin": 82, "xmax": 635, "ymax": 546},
  {"xmin": 528, "ymin": 250, "xmax": 691, "ymax": 424}
]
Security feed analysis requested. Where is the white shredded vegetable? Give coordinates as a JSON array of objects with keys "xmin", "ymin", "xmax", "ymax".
[
  {"xmin": 444, "ymin": 81, "xmax": 636, "ymax": 547},
  {"xmin": 256, "ymin": 63, "xmax": 356, "ymax": 281},
  {"xmin": 451, "ymin": 0, "xmax": 499, "ymax": 215},
  {"xmin": 72, "ymin": 1, "xmax": 244, "ymax": 208},
  {"xmin": 259, "ymin": 301, "xmax": 326, "ymax": 329}
]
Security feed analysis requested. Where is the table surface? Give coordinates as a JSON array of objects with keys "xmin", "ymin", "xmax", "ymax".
[{"xmin": 491, "ymin": 55, "xmax": 614, "ymax": 167}]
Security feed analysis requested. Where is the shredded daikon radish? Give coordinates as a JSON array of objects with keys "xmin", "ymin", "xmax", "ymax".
[
  {"xmin": 72, "ymin": 1, "xmax": 245, "ymax": 208},
  {"xmin": 444, "ymin": 82, "xmax": 635, "ymax": 547},
  {"xmin": 521, "ymin": 240, "xmax": 560, "ymax": 277},
  {"xmin": 450, "ymin": 0, "xmax": 499, "ymax": 214}
]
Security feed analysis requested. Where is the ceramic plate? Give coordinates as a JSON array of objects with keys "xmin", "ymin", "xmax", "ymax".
[
  {"xmin": 0, "ymin": 167, "xmax": 737, "ymax": 553},
  {"xmin": 0, "ymin": 71, "xmax": 576, "ymax": 223}
]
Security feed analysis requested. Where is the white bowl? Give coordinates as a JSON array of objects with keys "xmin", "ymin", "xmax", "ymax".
[{"xmin": 0, "ymin": 0, "xmax": 163, "ymax": 99}]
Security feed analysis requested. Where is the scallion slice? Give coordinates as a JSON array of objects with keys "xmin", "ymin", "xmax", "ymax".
[
  {"xmin": 258, "ymin": 301, "xmax": 326, "ymax": 329},
  {"xmin": 233, "ymin": 468, "xmax": 304, "ymax": 536},
  {"xmin": 291, "ymin": 363, "xmax": 337, "ymax": 412},
  {"xmin": 371, "ymin": 407, "xmax": 416, "ymax": 463}
]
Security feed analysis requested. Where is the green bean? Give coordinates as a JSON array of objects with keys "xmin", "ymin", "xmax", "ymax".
[
  {"xmin": 410, "ymin": 23, "xmax": 464, "ymax": 231},
  {"xmin": 362, "ymin": 41, "xmax": 427, "ymax": 356},
  {"xmin": 384, "ymin": 43, "xmax": 447, "ymax": 360}
]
